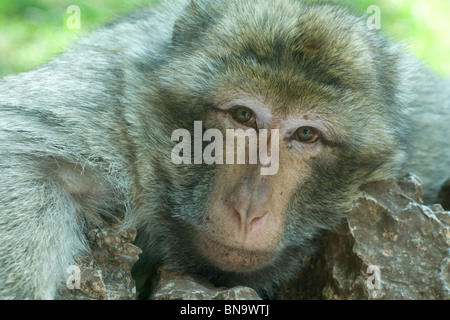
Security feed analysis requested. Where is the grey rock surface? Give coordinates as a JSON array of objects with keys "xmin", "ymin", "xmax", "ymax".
[
  {"xmin": 57, "ymin": 227, "xmax": 142, "ymax": 300},
  {"xmin": 153, "ymin": 266, "xmax": 261, "ymax": 300},
  {"xmin": 281, "ymin": 175, "xmax": 450, "ymax": 299}
]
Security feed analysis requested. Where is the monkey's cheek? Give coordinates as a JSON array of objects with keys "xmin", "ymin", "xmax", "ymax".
[{"xmin": 196, "ymin": 234, "xmax": 275, "ymax": 273}]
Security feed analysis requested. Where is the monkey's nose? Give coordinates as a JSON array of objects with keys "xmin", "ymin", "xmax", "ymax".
[{"xmin": 232, "ymin": 206, "xmax": 267, "ymax": 233}]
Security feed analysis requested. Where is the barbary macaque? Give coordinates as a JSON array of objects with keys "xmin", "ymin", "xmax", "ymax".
[{"xmin": 0, "ymin": 0, "xmax": 449, "ymax": 299}]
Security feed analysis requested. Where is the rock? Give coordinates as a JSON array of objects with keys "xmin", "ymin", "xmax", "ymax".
[
  {"xmin": 280, "ymin": 174, "xmax": 450, "ymax": 299},
  {"xmin": 57, "ymin": 226, "xmax": 142, "ymax": 300},
  {"xmin": 153, "ymin": 266, "xmax": 261, "ymax": 300}
]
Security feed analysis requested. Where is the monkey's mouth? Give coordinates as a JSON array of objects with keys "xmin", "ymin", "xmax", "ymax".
[{"xmin": 197, "ymin": 233, "xmax": 275, "ymax": 273}]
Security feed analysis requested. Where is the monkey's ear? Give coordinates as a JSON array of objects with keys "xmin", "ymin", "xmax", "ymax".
[{"xmin": 172, "ymin": 0, "xmax": 214, "ymax": 46}]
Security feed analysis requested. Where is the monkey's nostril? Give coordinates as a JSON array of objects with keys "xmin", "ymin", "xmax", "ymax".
[
  {"xmin": 251, "ymin": 216, "xmax": 263, "ymax": 226},
  {"xmin": 232, "ymin": 205, "xmax": 267, "ymax": 233}
]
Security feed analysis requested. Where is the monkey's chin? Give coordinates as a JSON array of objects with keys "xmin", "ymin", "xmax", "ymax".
[{"xmin": 197, "ymin": 233, "xmax": 275, "ymax": 273}]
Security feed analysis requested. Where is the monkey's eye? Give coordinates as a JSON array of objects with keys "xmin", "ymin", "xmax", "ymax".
[
  {"xmin": 231, "ymin": 106, "xmax": 256, "ymax": 128},
  {"xmin": 294, "ymin": 126, "xmax": 319, "ymax": 143}
]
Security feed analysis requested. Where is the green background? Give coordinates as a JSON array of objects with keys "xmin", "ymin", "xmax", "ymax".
[{"xmin": 0, "ymin": 0, "xmax": 449, "ymax": 77}]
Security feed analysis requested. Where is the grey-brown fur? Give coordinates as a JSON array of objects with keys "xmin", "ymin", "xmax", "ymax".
[{"xmin": 0, "ymin": 0, "xmax": 449, "ymax": 299}]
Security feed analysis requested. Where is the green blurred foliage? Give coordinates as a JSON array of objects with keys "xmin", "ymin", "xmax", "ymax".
[
  {"xmin": 0, "ymin": 0, "xmax": 449, "ymax": 77},
  {"xmin": 352, "ymin": 0, "xmax": 450, "ymax": 77},
  {"xmin": 0, "ymin": 0, "xmax": 157, "ymax": 76}
]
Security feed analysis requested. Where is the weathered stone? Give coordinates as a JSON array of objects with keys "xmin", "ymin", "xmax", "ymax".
[
  {"xmin": 153, "ymin": 266, "xmax": 261, "ymax": 300},
  {"xmin": 280, "ymin": 174, "xmax": 450, "ymax": 299},
  {"xmin": 57, "ymin": 227, "xmax": 142, "ymax": 300}
]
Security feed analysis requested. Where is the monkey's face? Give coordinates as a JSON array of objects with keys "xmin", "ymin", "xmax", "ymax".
[
  {"xmin": 155, "ymin": 0, "xmax": 406, "ymax": 283},
  {"xmin": 167, "ymin": 85, "xmax": 398, "ymax": 276},
  {"xmin": 193, "ymin": 97, "xmax": 343, "ymax": 272}
]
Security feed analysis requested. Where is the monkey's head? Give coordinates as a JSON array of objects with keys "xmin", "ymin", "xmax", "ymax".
[{"xmin": 135, "ymin": 0, "xmax": 408, "ymax": 296}]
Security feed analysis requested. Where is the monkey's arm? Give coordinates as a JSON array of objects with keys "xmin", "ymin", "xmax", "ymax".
[
  {"xmin": 0, "ymin": 3, "xmax": 178, "ymax": 299},
  {"xmin": 0, "ymin": 34, "xmax": 128, "ymax": 300}
]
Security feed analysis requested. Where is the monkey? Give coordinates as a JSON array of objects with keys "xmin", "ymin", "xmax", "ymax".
[{"xmin": 0, "ymin": 0, "xmax": 449, "ymax": 299}]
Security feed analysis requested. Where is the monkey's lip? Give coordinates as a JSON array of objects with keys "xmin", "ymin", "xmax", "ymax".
[{"xmin": 197, "ymin": 233, "xmax": 275, "ymax": 273}]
